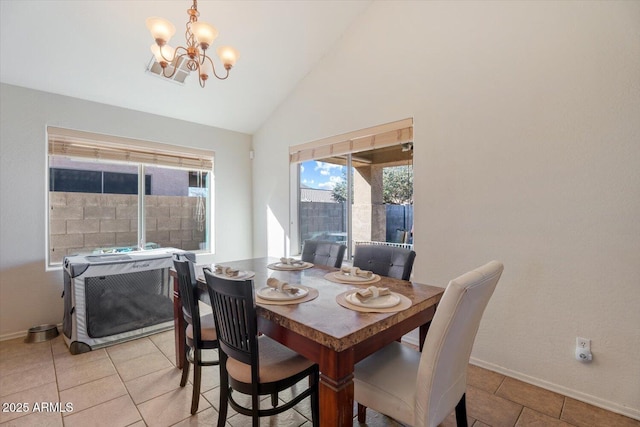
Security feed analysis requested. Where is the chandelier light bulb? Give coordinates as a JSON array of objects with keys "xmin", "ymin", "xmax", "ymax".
[
  {"xmin": 150, "ymin": 44, "xmax": 175, "ymax": 65},
  {"xmin": 146, "ymin": 17, "xmax": 176, "ymax": 45},
  {"xmin": 191, "ymin": 21, "xmax": 219, "ymax": 49},
  {"xmin": 217, "ymin": 46, "xmax": 239, "ymax": 69},
  {"xmin": 199, "ymin": 59, "xmax": 213, "ymax": 80}
]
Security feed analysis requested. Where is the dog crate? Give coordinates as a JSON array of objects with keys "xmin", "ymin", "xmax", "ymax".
[{"xmin": 62, "ymin": 248, "xmax": 190, "ymax": 354}]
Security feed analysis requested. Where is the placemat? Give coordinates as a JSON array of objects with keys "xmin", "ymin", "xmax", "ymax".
[
  {"xmin": 256, "ymin": 286, "xmax": 319, "ymax": 305},
  {"xmin": 267, "ymin": 261, "xmax": 314, "ymax": 271},
  {"xmin": 336, "ymin": 290, "xmax": 411, "ymax": 313},
  {"xmin": 324, "ymin": 271, "xmax": 381, "ymax": 285}
]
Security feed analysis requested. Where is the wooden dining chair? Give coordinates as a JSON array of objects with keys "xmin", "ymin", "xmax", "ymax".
[
  {"xmin": 172, "ymin": 254, "xmax": 219, "ymax": 415},
  {"xmin": 354, "ymin": 260, "xmax": 504, "ymax": 427},
  {"xmin": 301, "ymin": 239, "xmax": 347, "ymax": 268},
  {"xmin": 203, "ymin": 269, "xmax": 320, "ymax": 427},
  {"xmin": 352, "ymin": 244, "xmax": 416, "ymax": 280}
]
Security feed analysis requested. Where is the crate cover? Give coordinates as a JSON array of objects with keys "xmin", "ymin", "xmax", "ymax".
[{"xmin": 62, "ymin": 248, "xmax": 191, "ymax": 354}]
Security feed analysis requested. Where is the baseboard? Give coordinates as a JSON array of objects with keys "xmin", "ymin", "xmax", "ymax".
[
  {"xmin": 402, "ymin": 332, "xmax": 639, "ymax": 420},
  {"xmin": 401, "ymin": 334, "xmax": 419, "ymax": 347},
  {"xmin": 0, "ymin": 329, "xmax": 29, "ymax": 341},
  {"xmin": 0, "ymin": 323, "xmax": 62, "ymax": 342},
  {"xmin": 470, "ymin": 357, "xmax": 640, "ymax": 421}
]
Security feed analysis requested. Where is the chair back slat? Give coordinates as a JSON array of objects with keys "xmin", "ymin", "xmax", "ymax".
[
  {"xmin": 173, "ymin": 254, "xmax": 201, "ymax": 340},
  {"xmin": 204, "ymin": 269, "xmax": 257, "ymax": 367}
]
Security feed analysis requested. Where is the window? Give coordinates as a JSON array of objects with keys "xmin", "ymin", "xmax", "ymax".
[
  {"xmin": 47, "ymin": 127, "xmax": 213, "ymax": 267},
  {"xmin": 292, "ymin": 119, "xmax": 414, "ymax": 259}
]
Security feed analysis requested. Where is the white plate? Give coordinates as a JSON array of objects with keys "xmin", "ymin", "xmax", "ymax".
[
  {"xmin": 346, "ymin": 292, "xmax": 401, "ymax": 308},
  {"xmin": 333, "ymin": 271, "xmax": 376, "ymax": 282},
  {"xmin": 257, "ymin": 286, "xmax": 309, "ymax": 301},
  {"xmin": 268, "ymin": 262, "xmax": 313, "ymax": 270},
  {"xmin": 213, "ymin": 270, "xmax": 255, "ymax": 281}
]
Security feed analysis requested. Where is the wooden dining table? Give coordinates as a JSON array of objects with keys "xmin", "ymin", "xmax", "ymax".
[{"xmin": 171, "ymin": 257, "xmax": 444, "ymax": 427}]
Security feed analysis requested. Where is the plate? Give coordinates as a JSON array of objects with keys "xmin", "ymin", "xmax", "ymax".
[
  {"xmin": 257, "ymin": 286, "xmax": 309, "ymax": 301},
  {"xmin": 213, "ymin": 270, "xmax": 255, "ymax": 281},
  {"xmin": 267, "ymin": 261, "xmax": 313, "ymax": 270},
  {"xmin": 333, "ymin": 271, "xmax": 376, "ymax": 282},
  {"xmin": 346, "ymin": 292, "xmax": 400, "ymax": 308}
]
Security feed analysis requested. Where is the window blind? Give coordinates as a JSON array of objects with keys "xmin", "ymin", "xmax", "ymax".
[
  {"xmin": 289, "ymin": 118, "xmax": 413, "ymax": 163},
  {"xmin": 48, "ymin": 127, "xmax": 214, "ymax": 170}
]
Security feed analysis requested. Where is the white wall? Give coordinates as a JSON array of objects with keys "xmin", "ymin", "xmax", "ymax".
[
  {"xmin": 252, "ymin": 0, "xmax": 640, "ymax": 419},
  {"xmin": 0, "ymin": 83, "xmax": 253, "ymax": 338}
]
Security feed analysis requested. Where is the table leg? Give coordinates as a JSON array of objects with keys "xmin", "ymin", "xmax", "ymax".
[
  {"xmin": 318, "ymin": 347, "xmax": 355, "ymax": 427},
  {"xmin": 172, "ymin": 275, "xmax": 185, "ymax": 369}
]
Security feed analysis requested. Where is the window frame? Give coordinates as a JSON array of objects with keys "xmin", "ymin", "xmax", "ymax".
[
  {"xmin": 46, "ymin": 127, "xmax": 214, "ymax": 269},
  {"xmin": 290, "ymin": 119, "xmax": 413, "ymax": 257}
]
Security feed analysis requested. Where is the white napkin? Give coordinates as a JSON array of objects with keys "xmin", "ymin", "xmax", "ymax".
[
  {"xmin": 266, "ymin": 277, "xmax": 300, "ymax": 294},
  {"xmin": 340, "ymin": 266, "xmax": 374, "ymax": 279},
  {"xmin": 355, "ymin": 286, "xmax": 390, "ymax": 302},
  {"xmin": 214, "ymin": 265, "xmax": 239, "ymax": 277}
]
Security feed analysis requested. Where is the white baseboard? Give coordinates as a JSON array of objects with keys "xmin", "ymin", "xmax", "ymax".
[
  {"xmin": 470, "ymin": 357, "xmax": 640, "ymax": 421},
  {"xmin": 1, "ymin": 323, "xmax": 62, "ymax": 342},
  {"xmin": 401, "ymin": 334, "xmax": 639, "ymax": 421},
  {"xmin": 0, "ymin": 329, "xmax": 29, "ymax": 341},
  {"xmin": 401, "ymin": 335, "xmax": 419, "ymax": 347}
]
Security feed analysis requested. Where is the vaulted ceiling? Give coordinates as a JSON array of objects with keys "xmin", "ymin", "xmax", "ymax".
[{"xmin": 0, "ymin": 1, "xmax": 372, "ymax": 134}]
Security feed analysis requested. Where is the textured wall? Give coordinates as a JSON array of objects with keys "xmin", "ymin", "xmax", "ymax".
[
  {"xmin": 252, "ymin": 1, "xmax": 640, "ymax": 418},
  {"xmin": 0, "ymin": 84, "xmax": 252, "ymax": 337}
]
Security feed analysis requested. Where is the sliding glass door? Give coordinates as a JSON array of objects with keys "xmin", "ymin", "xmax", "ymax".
[{"xmin": 297, "ymin": 144, "xmax": 413, "ymax": 260}]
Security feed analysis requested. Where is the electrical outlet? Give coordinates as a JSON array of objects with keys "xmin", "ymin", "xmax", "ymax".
[
  {"xmin": 575, "ymin": 337, "xmax": 593, "ymax": 362},
  {"xmin": 576, "ymin": 337, "xmax": 590, "ymax": 350}
]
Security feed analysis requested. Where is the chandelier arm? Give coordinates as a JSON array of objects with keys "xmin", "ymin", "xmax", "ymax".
[
  {"xmin": 158, "ymin": 44, "xmax": 177, "ymax": 64},
  {"xmin": 207, "ymin": 56, "xmax": 231, "ymax": 81},
  {"xmin": 161, "ymin": 51, "xmax": 188, "ymax": 79}
]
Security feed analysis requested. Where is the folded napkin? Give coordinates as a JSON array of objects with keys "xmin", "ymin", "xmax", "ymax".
[
  {"xmin": 266, "ymin": 277, "xmax": 300, "ymax": 294},
  {"xmin": 279, "ymin": 257, "xmax": 303, "ymax": 266},
  {"xmin": 340, "ymin": 266, "xmax": 374, "ymax": 279},
  {"xmin": 355, "ymin": 286, "xmax": 391, "ymax": 302},
  {"xmin": 214, "ymin": 265, "xmax": 239, "ymax": 277}
]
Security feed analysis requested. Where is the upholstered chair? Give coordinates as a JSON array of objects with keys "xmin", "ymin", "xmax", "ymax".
[
  {"xmin": 172, "ymin": 254, "xmax": 219, "ymax": 415},
  {"xmin": 203, "ymin": 269, "xmax": 320, "ymax": 427},
  {"xmin": 352, "ymin": 244, "xmax": 416, "ymax": 280},
  {"xmin": 354, "ymin": 261, "xmax": 504, "ymax": 427},
  {"xmin": 301, "ymin": 240, "xmax": 347, "ymax": 268}
]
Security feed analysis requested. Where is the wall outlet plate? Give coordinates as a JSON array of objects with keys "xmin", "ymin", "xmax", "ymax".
[{"xmin": 576, "ymin": 337, "xmax": 591, "ymax": 351}]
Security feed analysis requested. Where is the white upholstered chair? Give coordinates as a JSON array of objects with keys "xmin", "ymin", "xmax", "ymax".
[{"xmin": 354, "ymin": 260, "xmax": 504, "ymax": 427}]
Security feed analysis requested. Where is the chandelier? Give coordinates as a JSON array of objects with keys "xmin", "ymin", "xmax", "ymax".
[{"xmin": 146, "ymin": 0, "xmax": 239, "ymax": 87}]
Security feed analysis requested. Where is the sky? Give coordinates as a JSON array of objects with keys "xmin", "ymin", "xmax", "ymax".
[{"xmin": 299, "ymin": 160, "xmax": 345, "ymax": 190}]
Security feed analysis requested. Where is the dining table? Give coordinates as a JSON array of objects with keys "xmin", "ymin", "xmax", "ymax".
[{"xmin": 171, "ymin": 257, "xmax": 444, "ymax": 427}]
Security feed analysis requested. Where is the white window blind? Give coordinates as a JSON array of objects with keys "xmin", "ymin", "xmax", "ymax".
[
  {"xmin": 289, "ymin": 118, "xmax": 413, "ymax": 163},
  {"xmin": 48, "ymin": 127, "xmax": 214, "ymax": 170}
]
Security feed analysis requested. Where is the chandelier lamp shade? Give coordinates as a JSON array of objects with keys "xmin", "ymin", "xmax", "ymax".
[{"xmin": 146, "ymin": 0, "xmax": 239, "ymax": 87}]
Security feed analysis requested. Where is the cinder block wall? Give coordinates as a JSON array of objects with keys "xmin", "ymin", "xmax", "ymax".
[
  {"xmin": 49, "ymin": 192, "xmax": 205, "ymax": 263},
  {"xmin": 298, "ymin": 202, "xmax": 345, "ymax": 241}
]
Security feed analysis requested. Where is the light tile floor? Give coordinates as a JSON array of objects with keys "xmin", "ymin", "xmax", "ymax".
[{"xmin": 1, "ymin": 331, "xmax": 639, "ymax": 427}]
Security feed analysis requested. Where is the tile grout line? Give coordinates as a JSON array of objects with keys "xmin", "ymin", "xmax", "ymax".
[{"xmin": 109, "ymin": 338, "xmax": 151, "ymax": 427}]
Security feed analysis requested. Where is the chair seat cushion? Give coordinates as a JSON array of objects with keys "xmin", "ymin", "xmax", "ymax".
[
  {"xmin": 226, "ymin": 335, "xmax": 314, "ymax": 384},
  {"xmin": 186, "ymin": 312, "xmax": 217, "ymax": 341},
  {"xmin": 354, "ymin": 341, "xmax": 420, "ymax": 426}
]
